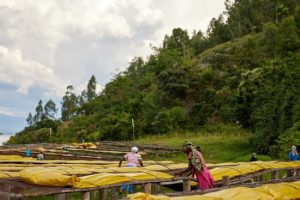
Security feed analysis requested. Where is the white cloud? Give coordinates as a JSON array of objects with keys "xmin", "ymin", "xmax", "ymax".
[
  {"xmin": 0, "ymin": 46, "xmax": 67, "ymax": 95},
  {"xmin": 0, "ymin": 134, "xmax": 11, "ymax": 145},
  {"xmin": 0, "ymin": 106, "xmax": 23, "ymax": 117}
]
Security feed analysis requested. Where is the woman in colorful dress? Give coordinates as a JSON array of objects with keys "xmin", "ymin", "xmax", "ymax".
[{"xmin": 174, "ymin": 142, "xmax": 214, "ymax": 190}]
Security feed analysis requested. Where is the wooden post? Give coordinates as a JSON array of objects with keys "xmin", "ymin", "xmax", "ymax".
[
  {"xmin": 56, "ymin": 193, "xmax": 67, "ymax": 200},
  {"xmin": 287, "ymin": 169, "xmax": 293, "ymax": 177},
  {"xmin": 3, "ymin": 185, "xmax": 12, "ymax": 200},
  {"xmin": 131, "ymin": 184, "xmax": 136, "ymax": 193},
  {"xmin": 183, "ymin": 180, "xmax": 191, "ymax": 192},
  {"xmin": 296, "ymin": 168, "xmax": 300, "ymax": 177},
  {"xmin": 91, "ymin": 191, "xmax": 97, "ymax": 199},
  {"xmin": 99, "ymin": 188, "xmax": 107, "ymax": 200},
  {"xmin": 81, "ymin": 191, "xmax": 90, "ymax": 200},
  {"xmin": 152, "ymin": 183, "xmax": 162, "ymax": 194},
  {"xmin": 254, "ymin": 175, "xmax": 263, "ymax": 182},
  {"xmin": 271, "ymin": 170, "xmax": 279, "ymax": 180},
  {"xmin": 144, "ymin": 183, "xmax": 152, "ymax": 193},
  {"xmin": 222, "ymin": 176, "xmax": 230, "ymax": 186},
  {"xmin": 111, "ymin": 187, "xmax": 118, "ymax": 200}
]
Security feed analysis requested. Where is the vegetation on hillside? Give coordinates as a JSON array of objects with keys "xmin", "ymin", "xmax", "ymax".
[{"xmin": 7, "ymin": 0, "xmax": 300, "ymax": 159}]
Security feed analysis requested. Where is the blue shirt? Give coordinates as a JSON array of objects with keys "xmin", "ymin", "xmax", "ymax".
[
  {"xmin": 288, "ymin": 152, "xmax": 300, "ymax": 161},
  {"xmin": 25, "ymin": 149, "xmax": 31, "ymax": 157}
]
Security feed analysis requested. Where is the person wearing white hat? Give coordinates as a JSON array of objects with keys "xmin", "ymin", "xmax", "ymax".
[
  {"xmin": 119, "ymin": 146, "xmax": 143, "ymax": 167},
  {"xmin": 119, "ymin": 146, "xmax": 143, "ymax": 193},
  {"xmin": 288, "ymin": 146, "xmax": 300, "ymax": 161}
]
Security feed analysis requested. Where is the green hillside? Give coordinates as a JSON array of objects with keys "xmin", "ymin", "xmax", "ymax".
[{"xmin": 7, "ymin": 0, "xmax": 300, "ymax": 160}]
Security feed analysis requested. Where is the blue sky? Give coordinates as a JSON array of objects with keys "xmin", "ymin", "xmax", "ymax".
[{"xmin": 0, "ymin": 0, "xmax": 225, "ymax": 135}]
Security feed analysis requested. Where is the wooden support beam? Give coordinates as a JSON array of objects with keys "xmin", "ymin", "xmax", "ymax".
[
  {"xmin": 81, "ymin": 191, "xmax": 90, "ymax": 200},
  {"xmin": 287, "ymin": 169, "xmax": 294, "ymax": 177},
  {"xmin": 271, "ymin": 170, "xmax": 279, "ymax": 180},
  {"xmin": 131, "ymin": 185, "xmax": 136, "ymax": 193},
  {"xmin": 111, "ymin": 187, "xmax": 118, "ymax": 200},
  {"xmin": 296, "ymin": 168, "xmax": 300, "ymax": 177},
  {"xmin": 56, "ymin": 193, "xmax": 67, "ymax": 200},
  {"xmin": 254, "ymin": 174, "xmax": 263, "ymax": 182},
  {"xmin": 98, "ymin": 188, "xmax": 107, "ymax": 200},
  {"xmin": 90, "ymin": 191, "xmax": 97, "ymax": 200},
  {"xmin": 183, "ymin": 180, "xmax": 191, "ymax": 192},
  {"xmin": 222, "ymin": 176, "xmax": 230, "ymax": 186},
  {"xmin": 3, "ymin": 184, "xmax": 12, "ymax": 200},
  {"xmin": 144, "ymin": 183, "xmax": 152, "ymax": 193},
  {"xmin": 152, "ymin": 183, "xmax": 162, "ymax": 194}
]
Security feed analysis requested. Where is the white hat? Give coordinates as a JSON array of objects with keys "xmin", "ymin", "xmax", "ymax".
[
  {"xmin": 131, "ymin": 146, "xmax": 138, "ymax": 153},
  {"xmin": 292, "ymin": 146, "xmax": 297, "ymax": 150}
]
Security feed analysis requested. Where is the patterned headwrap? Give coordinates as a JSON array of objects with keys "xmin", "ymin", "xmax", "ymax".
[{"xmin": 182, "ymin": 142, "xmax": 203, "ymax": 172}]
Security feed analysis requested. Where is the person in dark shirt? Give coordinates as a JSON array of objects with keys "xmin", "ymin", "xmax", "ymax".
[{"xmin": 250, "ymin": 153, "xmax": 257, "ymax": 162}]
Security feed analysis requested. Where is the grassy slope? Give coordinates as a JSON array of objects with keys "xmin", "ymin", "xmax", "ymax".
[{"xmin": 136, "ymin": 124, "xmax": 271, "ymax": 163}]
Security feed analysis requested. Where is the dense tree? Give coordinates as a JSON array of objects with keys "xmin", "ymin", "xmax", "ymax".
[
  {"xmin": 33, "ymin": 100, "xmax": 44, "ymax": 123},
  {"xmin": 86, "ymin": 75, "xmax": 97, "ymax": 101},
  {"xmin": 44, "ymin": 99, "xmax": 57, "ymax": 119},
  {"xmin": 26, "ymin": 113, "xmax": 33, "ymax": 126},
  {"xmin": 61, "ymin": 85, "xmax": 78, "ymax": 121}
]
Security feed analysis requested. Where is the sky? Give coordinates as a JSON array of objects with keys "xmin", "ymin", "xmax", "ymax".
[{"xmin": 0, "ymin": 0, "xmax": 225, "ymax": 136}]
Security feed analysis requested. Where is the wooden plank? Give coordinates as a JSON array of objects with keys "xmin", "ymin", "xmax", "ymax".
[
  {"xmin": 182, "ymin": 180, "xmax": 191, "ymax": 192},
  {"xmin": 98, "ymin": 188, "xmax": 107, "ymax": 200},
  {"xmin": 81, "ymin": 191, "xmax": 90, "ymax": 200},
  {"xmin": 222, "ymin": 176, "xmax": 230, "ymax": 186},
  {"xmin": 0, "ymin": 191, "xmax": 23, "ymax": 199},
  {"xmin": 144, "ymin": 183, "xmax": 152, "ymax": 193}
]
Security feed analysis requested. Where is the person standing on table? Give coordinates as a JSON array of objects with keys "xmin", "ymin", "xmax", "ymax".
[
  {"xmin": 174, "ymin": 142, "xmax": 214, "ymax": 191},
  {"xmin": 119, "ymin": 146, "xmax": 143, "ymax": 193},
  {"xmin": 288, "ymin": 146, "xmax": 300, "ymax": 161}
]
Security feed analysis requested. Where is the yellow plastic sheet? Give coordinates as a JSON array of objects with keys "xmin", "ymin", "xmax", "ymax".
[
  {"xmin": 20, "ymin": 167, "xmax": 75, "ymax": 187},
  {"xmin": 74, "ymin": 171, "xmax": 173, "ymax": 188},
  {"xmin": 128, "ymin": 192, "xmax": 170, "ymax": 200},
  {"xmin": 0, "ymin": 171, "xmax": 19, "ymax": 178},
  {"xmin": 130, "ymin": 180, "xmax": 300, "ymax": 200}
]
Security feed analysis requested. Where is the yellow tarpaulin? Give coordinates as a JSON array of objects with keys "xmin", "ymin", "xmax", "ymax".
[
  {"xmin": 129, "ymin": 180, "xmax": 300, "ymax": 200},
  {"xmin": 74, "ymin": 171, "xmax": 173, "ymax": 188},
  {"xmin": 20, "ymin": 167, "xmax": 76, "ymax": 187}
]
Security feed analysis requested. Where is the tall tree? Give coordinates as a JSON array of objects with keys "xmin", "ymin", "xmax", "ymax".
[
  {"xmin": 162, "ymin": 28, "xmax": 192, "ymax": 58},
  {"xmin": 61, "ymin": 85, "xmax": 78, "ymax": 121},
  {"xmin": 86, "ymin": 75, "xmax": 97, "ymax": 101},
  {"xmin": 44, "ymin": 99, "xmax": 57, "ymax": 119},
  {"xmin": 33, "ymin": 100, "xmax": 44, "ymax": 123},
  {"xmin": 26, "ymin": 112, "xmax": 33, "ymax": 126}
]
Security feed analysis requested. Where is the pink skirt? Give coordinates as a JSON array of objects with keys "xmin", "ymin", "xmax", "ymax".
[{"xmin": 192, "ymin": 166, "xmax": 214, "ymax": 190}]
